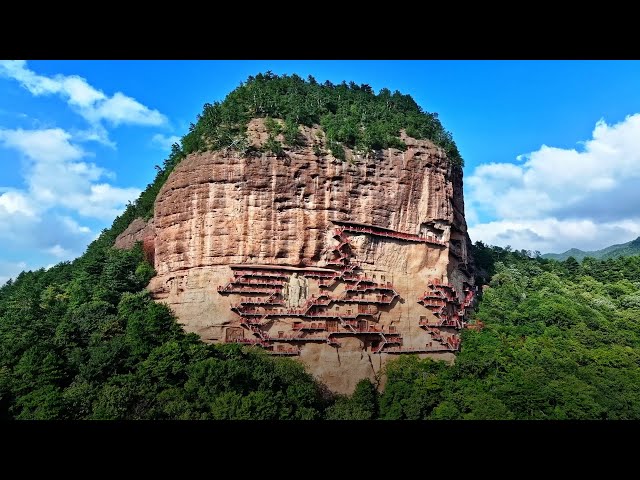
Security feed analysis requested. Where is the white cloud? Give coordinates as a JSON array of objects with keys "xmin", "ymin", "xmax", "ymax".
[
  {"xmin": 0, "ymin": 60, "xmax": 167, "ymax": 145},
  {"xmin": 0, "ymin": 127, "xmax": 139, "ymax": 263},
  {"xmin": 90, "ymin": 92, "xmax": 166, "ymax": 126},
  {"xmin": 59, "ymin": 75, "xmax": 107, "ymax": 107},
  {"xmin": 59, "ymin": 216, "xmax": 91, "ymax": 235},
  {"xmin": 0, "ymin": 202, "xmax": 93, "ymax": 253},
  {"xmin": 73, "ymin": 125, "xmax": 116, "ymax": 148},
  {"xmin": 467, "ymin": 114, "xmax": 640, "ymax": 253},
  {"xmin": 75, "ymin": 183, "xmax": 141, "ymax": 219},
  {"xmin": 469, "ymin": 218, "xmax": 640, "ymax": 254},
  {"xmin": 47, "ymin": 244, "xmax": 74, "ymax": 259},
  {"xmin": 0, "ymin": 127, "xmax": 84, "ymax": 163},
  {"xmin": 0, "ymin": 200, "xmax": 95, "ymax": 270},
  {"xmin": 0, "ymin": 127, "xmax": 140, "ymax": 219},
  {"xmin": 151, "ymin": 133, "xmax": 181, "ymax": 150},
  {"xmin": 0, "ymin": 190, "xmax": 36, "ymax": 217},
  {"xmin": 0, "ymin": 61, "xmax": 167, "ymax": 273}
]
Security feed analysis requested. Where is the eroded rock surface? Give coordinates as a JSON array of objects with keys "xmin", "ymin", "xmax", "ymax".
[{"xmin": 116, "ymin": 120, "xmax": 474, "ymax": 394}]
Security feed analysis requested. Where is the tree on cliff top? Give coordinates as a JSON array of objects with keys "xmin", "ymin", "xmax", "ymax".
[{"xmin": 180, "ymin": 72, "xmax": 463, "ymax": 167}]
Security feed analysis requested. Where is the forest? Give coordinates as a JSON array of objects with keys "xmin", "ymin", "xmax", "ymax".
[
  {"xmin": 2, "ymin": 239, "xmax": 640, "ymax": 419},
  {"xmin": 179, "ymin": 71, "xmax": 463, "ymax": 167}
]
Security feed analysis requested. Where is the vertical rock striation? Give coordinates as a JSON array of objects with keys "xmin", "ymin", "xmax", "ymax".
[{"xmin": 117, "ymin": 121, "xmax": 475, "ymax": 394}]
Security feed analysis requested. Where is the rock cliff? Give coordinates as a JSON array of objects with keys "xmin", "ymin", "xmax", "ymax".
[{"xmin": 117, "ymin": 119, "xmax": 475, "ymax": 394}]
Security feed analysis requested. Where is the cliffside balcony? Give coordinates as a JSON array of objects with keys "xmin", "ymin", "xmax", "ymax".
[
  {"xmin": 268, "ymin": 345, "xmax": 301, "ymax": 356},
  {"xmin": 333, "ymin": 220, "xmax": 446, "ymax": 247},
  {"xmin": 419, "ymin": 316, "xmax": 462, "ymax": 329},
  {"xmin": 220, "ymin": 285, "xmax": 283, "ymax": 294},
  {"xmin": 341, "ymin": 293, "xmax": 397, "ymax": 305},
  {"xmin": 270, "ymin": 334, "xmax": 330, "ymax": 343},
  {"xmin": 305, "ymin": 271, "xmax": 340, "ymax": 279},
  {"xmin": 232, "ymin": 269, "xmax": 290, "ymax": 279},
  {"xmin": 230, "ymin": 278, "xmax": 286, "ymax": 286},
  {"xmin": 292, "ymin": 321, "xmax": 328, "ymax": 331},
  {"xmin": 327, "ymin": 258, "xmax": 348, "ymax": 266},
  {"xmin": 380, "ymin": 343, "xmax": 459, "ymax": 354},
  {"xmin": 226, "ymin": 337, "xmax": 268, "ymax": 347},
  {"xmin": 238, "ymin": 294, "xmax": 284, "ymax": 306}
]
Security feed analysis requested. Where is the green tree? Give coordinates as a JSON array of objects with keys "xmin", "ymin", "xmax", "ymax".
[
  {"xmin": 325, "ymin": 379, "xmax": 378, "ymax": 420},
  {"xmin": 564, "ymin": 256, "xmax": 581, "ymax": 276}
]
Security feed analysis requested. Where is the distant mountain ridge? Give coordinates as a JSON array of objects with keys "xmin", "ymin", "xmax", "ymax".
[{"xmin": 543, "ymin": 237, "xmax": 640, "ymax": 261}]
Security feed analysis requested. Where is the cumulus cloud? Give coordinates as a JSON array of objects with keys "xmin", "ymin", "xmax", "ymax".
[
  {"xmin": 0, "ymin": 190, "xmax": 36, "ymax": 217},
  {"xmin": 58, "ymin": 215, "xmax": 92, "ymax": 235},
  {"xmin": 151, "ymin": 133, "xmax": 181, "ymax": 150},
  {"xmin": 72, "ymin": 125, "xmax": 116, "ymax": 149},
  {"xmin": 0, "ymin": 127, "xmax": 140, "ymax": 219},
  {"xmin": 0, "ymin": 61, "xmax": 167, "ymax": 281},
  {"xmin": 467, "ymin": 114, "xmax": 640, "ymax": 253},
  {"xmin": 0, "ymin": 202, "xmax": 94, "ymax": 254},
  {"xmin": 469, "ymin": 218, "xmax": 640, "ymax": 254},
  {"xmin": 0, "ymin": 127, "xmax": 139, "ymax": 278},
  {"xmin": 0, "ymin": 60, "xmax": 167, "ymax": 128},
  {"xmin": 46, "ymin": 244, "xmax": 75, "ymax": 259},
  {"xmin": 0, "ymin": 127, "xmax": 84, "ymax": 163},
  {"xmin": 0, "ymin": 60, "xmax": 167, "ymax": 148},
  {"xmin": 89, "ymin": 92, "xmax": 166, "ymax": 126},
  {"xmin": 75, "ymin": 183, "xmax": 140, "ymax": 219}
]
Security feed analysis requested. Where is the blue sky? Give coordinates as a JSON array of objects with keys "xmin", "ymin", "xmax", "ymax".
[{"xmin": 2, "ymin": 60, "xmax": 640, "ymax": 283}]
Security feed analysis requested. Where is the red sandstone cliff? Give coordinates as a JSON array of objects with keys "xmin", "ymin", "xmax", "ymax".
[{"xmin": 116, "ymin": 120, "xmax": 475, "ymax": 394}]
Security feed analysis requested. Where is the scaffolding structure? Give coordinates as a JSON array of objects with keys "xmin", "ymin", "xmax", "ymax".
[
  {"xmin": 333, "ymin": 220, "xmax": 446, "ymax": 247},
  {"xmin": 219, "ymin": 221, "xmax": 473, "ymax": 356},
  {"xmin": 415, "ymin": 279, "xmax": 479, "ymax": 351}
]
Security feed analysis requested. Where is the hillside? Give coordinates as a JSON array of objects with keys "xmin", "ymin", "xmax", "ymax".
[
  {"xmin": 368, "ymin": 245, "xmax": 640, "ymax": 419},
  {"xmin": 543, "ymin": 236, "xmax": 640, "ymax": 261},
  {"xmin": 4, "ymin": 237, "xmax": 640, "ymax": 419}
]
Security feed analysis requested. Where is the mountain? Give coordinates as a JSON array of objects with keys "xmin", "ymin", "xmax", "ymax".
[
  {"xmin": 3, "ymin": 72, "xmax": 640, "ymax": 420},
  {"xmin": 543, "ymin": 236, "xmax": 640, "ymax": 261},
  {"xmin": 114, "ymin": 74, "xmax": 475, "ymax": 394}
]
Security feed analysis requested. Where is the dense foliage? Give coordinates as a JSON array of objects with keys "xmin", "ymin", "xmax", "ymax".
[
  {"xmin": 181, "ymin": 72, "xmax": 463, "ymax": 166},
  {"xmin": 335, "ymin": 244, "xmax": 640, "ymax": 419},
  {"xmin": 0, "ymin": 243, "xmax": 325, "ymax": 419},
  {"xmin": 3, "ymin": 238, "xmax": 640, "ymax": 419},
  {"xmin": 543, "ymin": 236, "xmax": 640, "ymax": 262}
]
